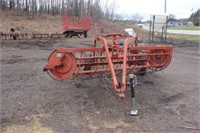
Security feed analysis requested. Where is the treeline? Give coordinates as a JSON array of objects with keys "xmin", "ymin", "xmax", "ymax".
[
  {"xmin": 0, "ymin": 0, "xmax": 116, "ymax": 19},
  {"xmin": 190, "ymin": 8, "xmax": 200, "ymax": 26}
]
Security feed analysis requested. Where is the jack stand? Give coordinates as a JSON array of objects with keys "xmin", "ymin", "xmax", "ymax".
[{"xmin": 129, "ymin": 74, "xmax": 139, "ymax": 116}]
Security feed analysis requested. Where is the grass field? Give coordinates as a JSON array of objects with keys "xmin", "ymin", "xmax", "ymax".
[
  {"xmin": 168, "ymin": 26, "xmax": 200, "ymax": 31},
  {"xmin": 168, "ymin": 33, "xmax": 200, "ymax": 41}
]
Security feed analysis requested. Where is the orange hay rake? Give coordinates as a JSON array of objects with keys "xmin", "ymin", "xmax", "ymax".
[{"xmin": 43, "ymin": 33, "xmax": 172, "ymax": 115}]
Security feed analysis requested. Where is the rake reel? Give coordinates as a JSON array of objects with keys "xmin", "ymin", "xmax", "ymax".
[{"xmin": 43, "ymin": 33, "xmax": 172, "ymax": 114}]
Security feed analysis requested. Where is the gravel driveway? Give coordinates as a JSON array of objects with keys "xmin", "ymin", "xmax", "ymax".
[
  {"xmin": 1, "ymin": 38, "xmax": 200, "ymax": 133},
  {"xmin": 167, "ymin": 30, "xmax": 200, "ymax": 35}
]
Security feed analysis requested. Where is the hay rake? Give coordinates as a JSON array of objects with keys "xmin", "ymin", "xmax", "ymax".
[{"xmin": 43, "ymin": 33, "xmax": 172, "ymax": 115}]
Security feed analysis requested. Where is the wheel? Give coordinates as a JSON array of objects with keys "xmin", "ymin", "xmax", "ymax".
[
  {"xmin": 83, "ymin": 52, "xmax": 93, "ymax": 71},
  {"xmin": 45, "ymin": 51, "xmax": 77, "ymax": 80},
  {"xmin": 83, "ymin": 31, "xmax": 87, "ymax": 38},
  {"xmin": 64, "ymin": 33, "xmax": 69, "ymax": 38},
  {"xmin": 137, "ymin": 68, "xmax": 146, "ymax": 76},
  {"xmin": 69, "ymin": 32, "xmax": 73, "ymax": 38},
  {"xmin": 129, "ymin": 50, "xmax": 147, "ymax": 75},
  {"xmin": 148, "ymin": 49, "xmax": 169, "ymax": 68}
]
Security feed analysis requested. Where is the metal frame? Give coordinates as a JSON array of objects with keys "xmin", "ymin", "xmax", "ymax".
[{"xmin": 43, "ymin": 33, "xmax": 173, "ymax": 100}]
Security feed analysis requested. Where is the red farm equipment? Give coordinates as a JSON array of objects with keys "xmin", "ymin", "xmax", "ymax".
[
  {"xmin": 43, "ymin": 33, "xmax": 173, "ymax": 115},
  {"xmin": 62, "ymin": 13, "xmax": 91, "ymax": 38}
]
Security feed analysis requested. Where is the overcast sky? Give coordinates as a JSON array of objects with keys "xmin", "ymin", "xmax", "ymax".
[{"xmin": 113, "ymin": 0, "xmax": 200, "ymax": 20}]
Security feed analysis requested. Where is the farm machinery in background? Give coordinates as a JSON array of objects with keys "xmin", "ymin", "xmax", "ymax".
[
  {"xmin": 62, "ymin": 13, "xmax": 91, "ymax": 38},
  {"xmin": 0, "ymin": 13, "xmax": 91, "ymax": 40},
  {"xmin": 43, "ymin": 30, "xmax": 173, "ymax": 115}
]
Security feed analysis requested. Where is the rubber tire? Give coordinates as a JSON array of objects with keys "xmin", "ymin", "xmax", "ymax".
[
  {"xmin": 69, "ymin": 32, "xmax": 73, "ymax": 38},
  {"xmin": 83, "ymin": 31, "xmax": 87, "ymax": 38}
]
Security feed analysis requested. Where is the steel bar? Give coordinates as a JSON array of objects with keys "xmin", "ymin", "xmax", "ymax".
[{"xmin": 43, "ymin": 33, "xmax": 173, "ymax": 100}]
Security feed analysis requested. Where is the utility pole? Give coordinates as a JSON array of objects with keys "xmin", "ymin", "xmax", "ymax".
[{"xmin": 164, "ymin": 0, "xmax": 167, "ymax": 13}]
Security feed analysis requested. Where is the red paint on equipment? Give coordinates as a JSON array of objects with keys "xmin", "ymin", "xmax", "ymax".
[
  {"xmin": 43, "ymin": 33, "xmax": 173, "ymax": 99},
  {"xmin": 62, "ymin": 13, "xmax": 91, "ymax": 33}
]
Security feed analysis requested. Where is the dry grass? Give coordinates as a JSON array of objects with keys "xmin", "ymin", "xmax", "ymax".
[
  {"xmin": 0, "ymin": 9, "xmax": 62, "ymax": 33},
  {"xmin": 168, "ymin": 34, "xmax": 200, "ymax": 41},
  {"xmin": 4, "ymin": 113, "xmax": 53, "ymax": 133}
]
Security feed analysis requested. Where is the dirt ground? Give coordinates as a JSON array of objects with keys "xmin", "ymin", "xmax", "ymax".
[
  {"xmin": 1, "ymin": 9, "xmax": 200, "ymax": 133},
  {"xmin": 0, "ymin": 36, "xmax": 200, "ymax": 133}
]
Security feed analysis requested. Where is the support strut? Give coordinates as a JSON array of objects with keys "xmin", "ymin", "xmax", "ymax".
[{"xmin": 129, "ymin": 74, "xmax": 138, "ymax": 115}]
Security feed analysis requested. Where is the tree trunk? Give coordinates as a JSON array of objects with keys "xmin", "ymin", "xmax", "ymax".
[
  {"xmin": 9, "ymin": 0, "xmax": 12, "ymax": 10},
  {"xmin": 25, "ymin": 0, "xmax": 27, "ymax": 11}
]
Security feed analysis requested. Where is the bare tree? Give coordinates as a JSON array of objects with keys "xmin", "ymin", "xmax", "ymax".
[
  {"xmin": 168, "ymin": 14, "xmax": 176, "ymax": 19},
  {"xmin": 131, "ymin": 13, "xmax": 143, "ymax": 23},
  {"xmin": 0, "ymin": 0, "xmax": 117, "ymax": 19},
  {"xmin": 25, "ymin": 0, "xmax": 28, "ymax": 12}
]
